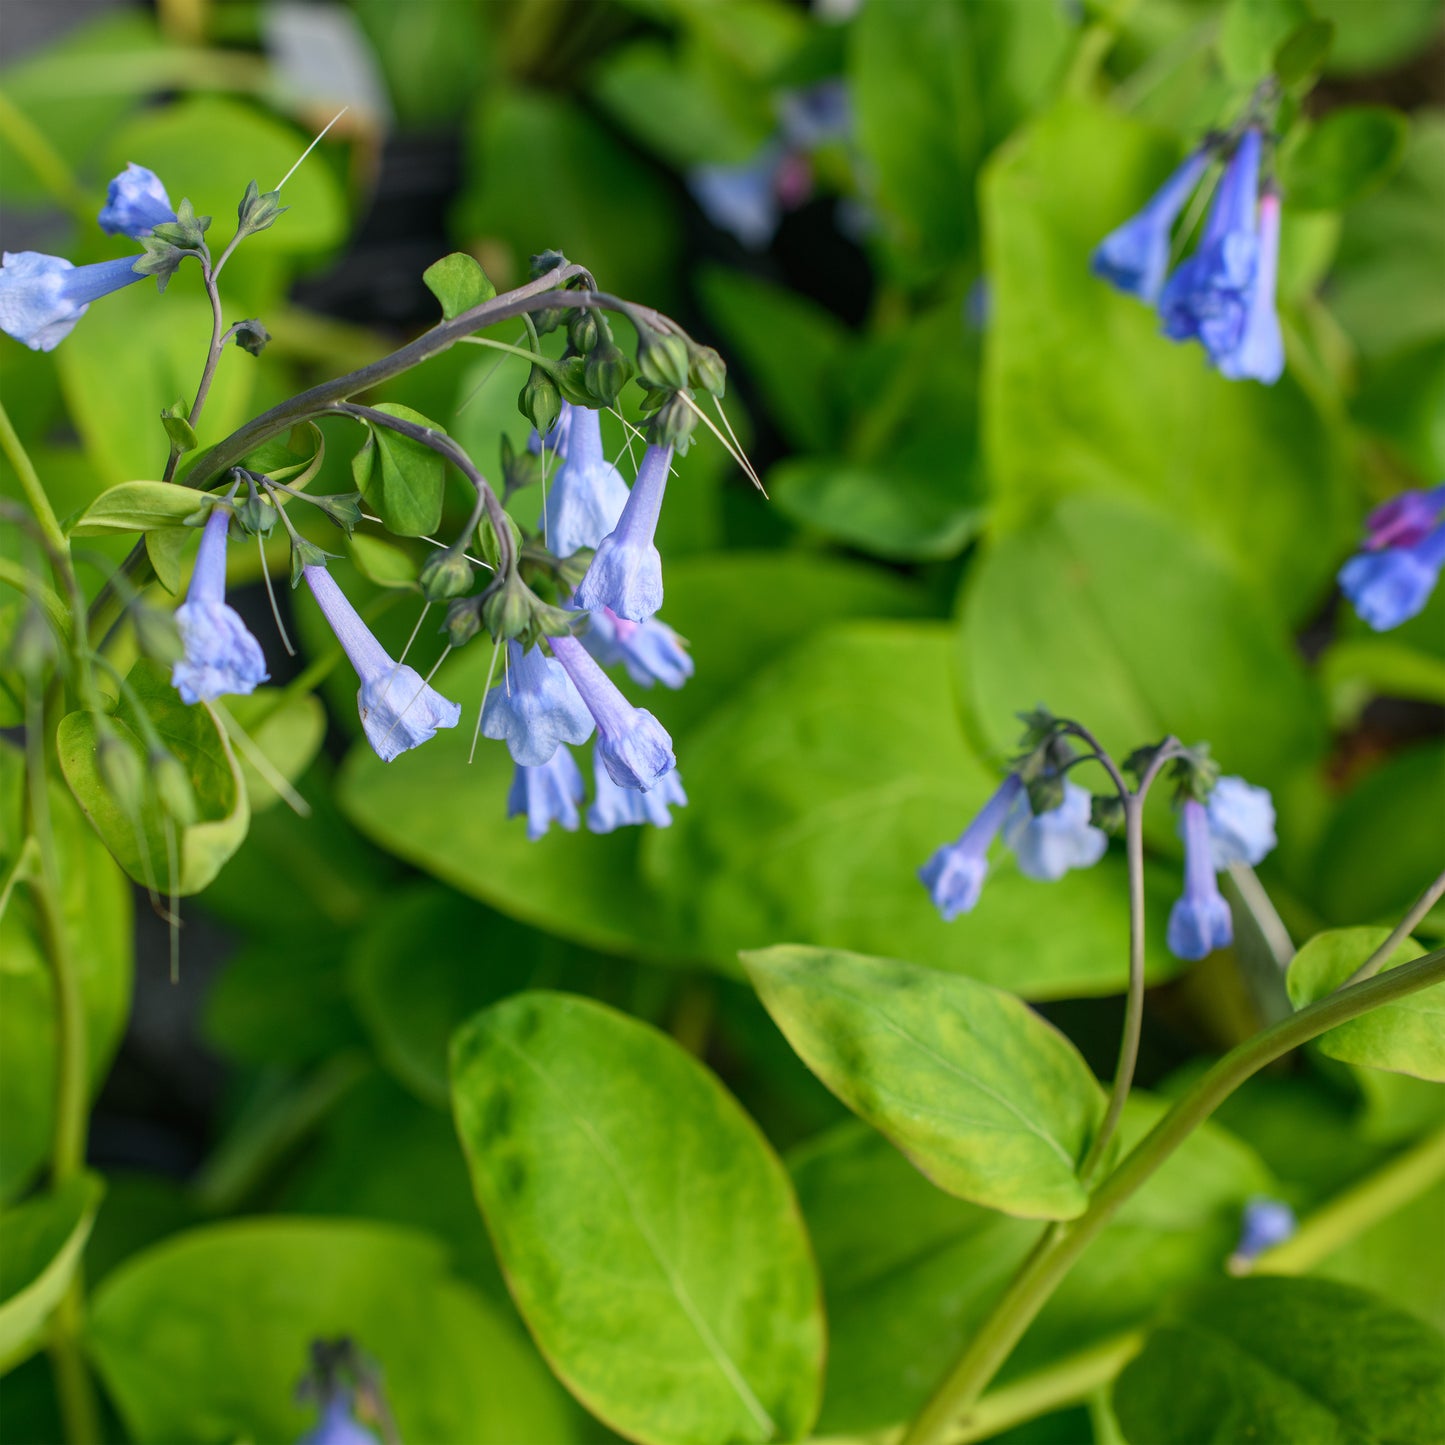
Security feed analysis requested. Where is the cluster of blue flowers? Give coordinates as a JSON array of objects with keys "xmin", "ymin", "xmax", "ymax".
[
  {"xmin": 1092, "ymin": 126, "xmax": 1284, "ymax": 385},
  {"xmin": 163, "ymin": 402, "xmax": 691, "ymax": 839},
  {"xmin": 1337, "ymin": 482, "xmax": 1445, "ymax": 631},
  {"xmin": 921, "ymin": 760, "xmax": 1276, "ymax": 965},
  {"xmin": 0, "ymin": 164, "xmax": 177, "ymax": 351},
  {"xmin": 489, "ymin": 404, "xmax": 693, "ymax": 838}
]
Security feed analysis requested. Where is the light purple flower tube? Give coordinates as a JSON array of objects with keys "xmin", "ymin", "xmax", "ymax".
[
  {"xmin": 303, "ymin": 565, "xmax": 461, "ymax": 762},
  {"xmin": 573, "ymin": 443, "xmax": 672, "ymax": 622},
  {"xmin": 171, "ymin": 508, "xmax": 269, "ymax": 704}
]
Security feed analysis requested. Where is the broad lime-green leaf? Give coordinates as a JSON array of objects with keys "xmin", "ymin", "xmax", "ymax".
[
  {"xmin": 348, "ymin": 533, "xmax": 420, "ymax": 590},
  {"xmin": 1113, "ymin": 1277, "xmax": 1445, "ymax": 1445},
  {"xmin": 961, "ymin": 498, "xmax": 1327, "ymax": 787},
  {"xmin": 67, "ymin": 482, "xmax": 206, "ymax": 536},
  {"xmin": 646, "ymin": 620, "xmax": 1184, "ymax": 996},
  {"xmin": 88, "ymin": 1218, "xmax": 576, "ymax": 1444},
  {"xmin": 1287, "ymin": 927, "xmax": 1444, "ymax": 1081},
  {"xmin": 422, "ymin": 252, "xmax": 497, "ymax": 320},
  {"xmin": 349, "ymin": 402, "xmax": 446, "ymax": 537},
  {"xmin": 0, "ymin": 744, "xmax": 132, "ymax": 1200},
  {"xmin": 982, "ymin": 99, "xmax": 1354, "ymax": 615},
  {"xmin": 1219, "ymin": 0, "xmax": 1309, "ymax": 81},
  {"xmin": 56, "ymin": 658, "xmax": 249, "ymax": 896},
  {"xmin": 1282, "ymin": 105, "xmax": 1409, "ymax": 210},
  {"xmin": 0, "ymin": 1174, "xmax": 104, "ymax": 1371},
  {"xmin": 746, "ymin": 946, "xmax": 1103, "ymax": 1218},
  {"xmin": 451, "ymin": 992, "xmax": 825, "ymax": 1445}
]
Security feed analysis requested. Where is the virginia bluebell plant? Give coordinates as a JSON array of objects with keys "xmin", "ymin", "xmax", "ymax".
[
  {"xmin": 1337, "ymin": 482, "xmax": 1445, "ymax": 630},
  {"xmin": 1094, "ymin": 105, "xmax": 1284, "ymax": 384},
  {"xmin": 1228, "ymin": 1197, "xmax": 1298, "ymax": 1274}
]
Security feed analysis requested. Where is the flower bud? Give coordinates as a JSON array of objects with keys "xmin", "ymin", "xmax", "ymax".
[
  {"xmin": 150, "ymin": 748, "xmax": 197, "ymax": 827},
  {"xmin": 551, "ymin": 356, "xmax": 594, "ymax": 407},
  {"xmin": 444, "ymin": 597, "xmax": 483, "ymax": 648},
  {"xmin": 419, "ymin": 549, "xmax": 475, "ymax": 602},
  {"xmin": 481, "ymin": 572, "xmax": 534, "ymax": 643},
  {"xmin": 232, "ymin": 319, "xmax": 271, "ymax": 356},
  {"xmin": 235, "ymin": 492, "xmax": 278, "ymax": 537},
  {"xmin": 648, "ymin": 391, "xmax": 698, "ymax": 453},
  {"xmin": 568, "ymin": 309, "xmax": 599, "ymax": 354},
  {"xmin": 585, "ymin": 340, "xmax": 632, "ymax": 409},
  {"xmin": 518, "ymin": 365, "xmax": 562, "ymax": 437},
  {"xmin": 236, "ymin": 179, "xmax": 288, "ymax": 237},
  {"xmin": 636, "ymin": 326, "xmax": 691, "ymax": 392},
  {"xmin": 1090, "ymin": 794, "xmax": 1126, "ymax": 835},
  {"xmin": 689, "ymin": 344, "xmax": 727, "ymax": 399}
]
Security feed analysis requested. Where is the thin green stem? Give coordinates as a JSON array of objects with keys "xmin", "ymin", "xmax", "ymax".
[
  {"xmin": 0, "ymin": 400, "xmax": 67, "ymax": 555},
  {"xmin": 460, "ymin": 334, "xmax": 558, "ymax": 371},
  {"xmin": 48, "ymin": 1287, "xmax": 102, "ymax": 1445},
  {"xmin": 900, "ymin": 943, "xmax": 1445, "ymax": 1445},
  {"xmin": 1342, "ymin": 865, "xmax": 1445, "ymax": 987},
  {"xmin": 163, "ymin": 252, "xmax": 225, "ymax": 483}
]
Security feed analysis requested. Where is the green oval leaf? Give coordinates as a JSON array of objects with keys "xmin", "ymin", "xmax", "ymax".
[
  {"xmin": 1113, "ymin": 1277, "xmax": 1445, "ymax": 1445},
  {"xmin": 450, "ymin": 991, "xmax": 825, "ymax": 1445},
  {"xmin": 1282, "ymin": 105, "xmax": 1410, "ymax": 210},
  {"xmin": 349, "ymin": 403, "xmax": 447, "ymax": 537},
  {"xmin": 0, "ymin": 1174, "xmax": 104, "ymax": 1370},
  {"xmin": 423, "ymin": 252, "xmax": 497, "ymax": 320},
  {"xmin": 56, "ymin": 659, "xmax": 249, "ymax": 896},
  {"xmin": 1287, "ymin": 927, "xmax": 1444, "ymax": 1081},
  {"xmin": 67, "ymin": 481, "xmax": 208, "ymax": 537},
  {"xmin": 88, "ymin": 1218, "xmax": 576, "ymax": 1444},
  {"xmin": 348, "ymin": 533, "xmax": 420, "ymax": 591},
  {"xmin": 745, "ymin": 946, "xmax": 1104, "ymax": 1219}
]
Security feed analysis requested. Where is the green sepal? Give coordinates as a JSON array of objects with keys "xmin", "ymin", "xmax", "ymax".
[
  {"xmin": 688, "ymin": 344, "xmax": 727, "ymax": 399},
  {"xmin": 518, "ymin": 365, "xmax": 562, "ymax": 438},
  {"xmin": 552, "ymin": 356, "xmax": 595, "ymax": 407},
  {"xmin": 314, "ymin": 492, "xmax": 363, "ymax": 536},
  {"xmin": 585, "ymin": 340, "xmax": 633, "ymax": 409},
  {"xmin": 443, "ymin": 598, "xmax": 483, "ymax": 648},
  {"xmin": 150, "ymin": 197, "xmax": 211, "ymax": 251},
  {"xmin": 647, "ymin": 391, "xmax": 698, "ymax": 453},
  {"xmin": 289, "ymin": 537, "xmax": 337, "ymax": 589},
  {"xmin": 418, "ymin": 550, "xmax": 475, "ymax": 602},
  {"xmin": 635, "ymin": 326, "xmax": 691, "ymax": 391}
]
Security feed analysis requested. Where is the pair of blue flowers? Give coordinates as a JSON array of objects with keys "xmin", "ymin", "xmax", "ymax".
[
  {"xmin": 921, "ymin": 772, "xmax": 1277, "ymax": 963},
  {"xmin": 1337, "ymin": 483, "xmax": 1445, "ymax": 632},
  {"xmin": 168, "ymin": 402, "xmax": 689, "ymax": 839},
  {"xmin": 1092, "ymin": 127, "xmax": 1284, "ymax": 385},
  {"xmin": 489, "ymin": 404, "xmax": 693, "ymax": 838},
  {"xmin": 0, "ymin": 163, "xmax": 177, "ymax": 351}
]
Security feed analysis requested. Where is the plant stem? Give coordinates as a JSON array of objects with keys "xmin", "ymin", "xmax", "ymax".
[
  {"xmin": 48, "ymin": 1288, "xmax": 102, "ymax": 1445},
  {"xmin": 899, "ymin": 943, "xmax": 1445, "ymax": 1445},
  {"xmin": 0, "ymin": 400, "xmax": 67, "ymax": 555},
  {"xmin": 1342, "ymin": 865, "xmax": 1445, "ymax": 987}
]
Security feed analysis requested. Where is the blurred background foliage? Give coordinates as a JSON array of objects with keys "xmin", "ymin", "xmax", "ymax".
[{"xmin": 1, "ymin": 0, "xmax": 1442, "ymax": 1440}]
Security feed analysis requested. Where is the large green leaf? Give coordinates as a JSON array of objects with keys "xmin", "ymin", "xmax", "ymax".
[
  {"xmin": 87, "ymin": 1219, "xmax": 577, "ymax": 1444},
  {"xmin": 646, "ymin": 620, "xmax": 1184, "ymax": 996},
  {"xmin": 744, "ymin": 945, "xmax": 1103, "ymax": 1218},
  {"xmin": 450, "ymin": 992, "xmax": 825, "ymax": 1445},
  {"xmin": 794, "ymin": 1100, "xmax": 1273, "ymax": 1434},
  {"xmin": 67, "ymin": 482, "xmax": 208, "ymax": 537},
  {"xmin": 0, "ymin": 1174, "xmax": 104, "ymax": 1371},
  {"xmin": 57, "ymin": 287, "xmax": 256, "ymax": 489},
  {"xmin": 960, "ymin": 498, "xmax": 1327, "ymax": 788},
  {"xmin": 850, "ymin": 0, "xmax": 1071, "ymax": 279},
  {"xmin": 56, "ymin": 658, "xmax": 250, "ymax": 897},
  {"xmin": 348, "ymin": 402, "xmax": 448, "ymax": 538},
  {"xmin": 1281, "ymin": 105, "xmax": 1410, "ymax": 211},
  {"xmin": 982, "ymin": 99, "xmax": 1353, "ymax": 615},
  {"xmin": 337, "ymin": 554, "xmax": 926, "ymax": 961},
  {"xmin": 0, "ymin": 745, "xmax": 133, "ymax": 1201},
  {"xmin": 1288, "ymin": 928, "xmax": 1444, "ymax": 1081},
  {"xmin": 1113, "ymin": 1277, "xmax": 1445, "ymax": 1445}
]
